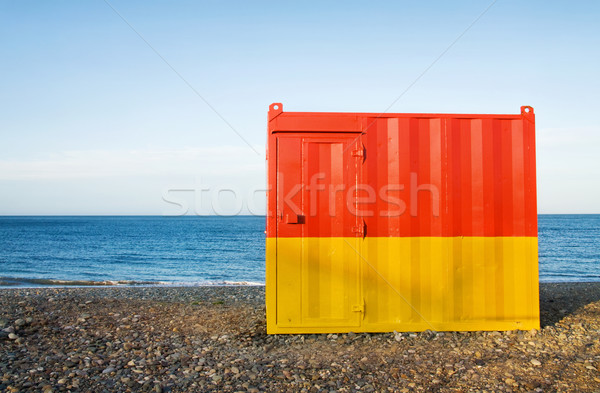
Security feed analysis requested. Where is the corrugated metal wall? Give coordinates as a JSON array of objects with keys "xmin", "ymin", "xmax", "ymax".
[
  {"xmin": 362, "ymin": 116, "xmax": 537, "ymax": 237},
  {"xmin": 266, "ymin": 104, "xmax": 538, "ymax": 334}
]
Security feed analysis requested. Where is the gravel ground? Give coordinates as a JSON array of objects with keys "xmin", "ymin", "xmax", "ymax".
[{"xmin": 1, "ymin": 283, "xmax": 599, "ymax": 392}]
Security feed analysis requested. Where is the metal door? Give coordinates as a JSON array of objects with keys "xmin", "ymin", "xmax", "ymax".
[{"xmin": 276, "ymin": 134, "xmax": 363, "ymax": 328}]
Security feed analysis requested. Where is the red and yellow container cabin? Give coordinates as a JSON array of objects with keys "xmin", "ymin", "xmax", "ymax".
[{"xmin": 266, "ymin": 103, "xmax": 538, "ymax": 334}]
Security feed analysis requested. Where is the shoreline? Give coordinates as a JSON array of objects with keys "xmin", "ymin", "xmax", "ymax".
[
  {"xmin": 1, "ymin": 283, "xmax": 599, "ymax": 392},
  {"xmin": 1, "ymin": 279, "xmax": 598, "ymax": 290},
  {"xmin": 0, "ymin": 279, "xmax": 266, "ymax": 289}
]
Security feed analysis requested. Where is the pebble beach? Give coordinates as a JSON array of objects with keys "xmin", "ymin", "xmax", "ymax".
[{"xmin": 1, "ymin": 283, "xmax": 599, "ymax": 392}]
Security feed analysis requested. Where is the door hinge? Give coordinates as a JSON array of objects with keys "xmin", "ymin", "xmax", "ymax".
[
  {"xmin": 352, "ymin": 219, "xmax": 366, "ymax": 238},
  {"xmin": 352, "ymin": 144, "xmax": 365, "ymax": 162},
  {"xmin": 352, "ymin": 300, "xmax": 365, "ymax": 319}
]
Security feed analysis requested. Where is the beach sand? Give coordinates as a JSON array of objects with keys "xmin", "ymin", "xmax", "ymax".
[{"xmin": 1, "ymin": 283, "xmax": 599, "ymax": 392}]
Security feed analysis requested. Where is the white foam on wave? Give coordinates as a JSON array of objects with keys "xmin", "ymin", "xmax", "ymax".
[
  {"xmin": 221, "ymin": 280, "xmax": 265, "ymax": 286},
  {"xmin": 0, "ymin": 276, "xmax": 265, "ymax": 288},
  {"xmin": 152, "ymin": 280, "xmax": 265, "ymax": 287}
]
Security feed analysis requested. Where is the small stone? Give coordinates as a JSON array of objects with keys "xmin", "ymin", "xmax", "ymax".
[
  {"xmin": 8, "ymin": 333, "xmax": 18, "ymax": 340},
  {"xmin": 14, "ymin": 319, "xmax": 26, "ymax": 327},
  {"xmin": 64, "ymin": 360, "xmax": 76, "ymax": 368},
  {"xmin": 530, "ymin": 359, "xmax": 541, "ymax": 366},
  {"xmin": 102, "ymin": 366, "xmax": 116, "ymax": 374}
]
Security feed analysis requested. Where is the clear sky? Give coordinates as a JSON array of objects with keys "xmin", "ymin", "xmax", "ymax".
[{"xmin": 1, "ymin": 0, "xmax": 598, "ymax": 214}]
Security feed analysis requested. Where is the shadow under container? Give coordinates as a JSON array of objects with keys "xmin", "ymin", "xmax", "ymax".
[{"xmin": 266, "ymin": 103, "xmax": 539, "ymax": 334}]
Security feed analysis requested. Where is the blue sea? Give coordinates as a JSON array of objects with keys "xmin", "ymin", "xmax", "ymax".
[
  {"xmin": 0, "ymin": 216, "xmax": 265, "ymax": 287},
  {"xmin": 0, "ymin": 215, "xmax": 598, "ymax": 287}
]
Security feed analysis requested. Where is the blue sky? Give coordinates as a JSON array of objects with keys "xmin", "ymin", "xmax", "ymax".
[{"xmin": 0, "ymin": 0, "xmax": 598, "ymax": 214}]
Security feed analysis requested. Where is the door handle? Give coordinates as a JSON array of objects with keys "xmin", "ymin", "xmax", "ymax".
[{"xmin": 284, "ymin": 213, "xmax": 304, "ymax": 224}]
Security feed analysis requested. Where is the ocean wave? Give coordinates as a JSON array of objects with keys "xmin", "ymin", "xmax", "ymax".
[
  {"xmin": 136, "ymin": 280, "xmax": 265, "ymax": 287},
  {"xmin": 0, "ymin": 276, "xmax": 265, "ymax": 288},
  {"xmin": 221, "ymin": 280, "xmax": 265, "ymax": 286},
  {"xmin": 0, "ymin": 277, "xmax": 162, "ymax": 287}
]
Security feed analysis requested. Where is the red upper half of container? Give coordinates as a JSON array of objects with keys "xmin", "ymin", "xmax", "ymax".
[{"xmin": 267, "ymin": 104, "xmax": 537, "ymax": 238}]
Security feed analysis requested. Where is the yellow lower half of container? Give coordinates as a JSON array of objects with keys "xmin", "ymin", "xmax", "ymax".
[{"xmin": 266, "ymin": 236, "xmax": 539, "ymax": 334}]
